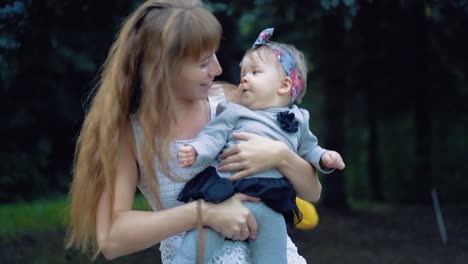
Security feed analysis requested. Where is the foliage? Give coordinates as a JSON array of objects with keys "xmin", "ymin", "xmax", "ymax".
[
  {"xmin": 320, "ymin": 0, "xmax": 359, "ymax": 29},
  {"xmin": 0, "ymin": 0, "xmax": 135, "ymax": 202},
  {"xmin": 1, "ymin": 0, "xmax": 467, "ymax": 205}
]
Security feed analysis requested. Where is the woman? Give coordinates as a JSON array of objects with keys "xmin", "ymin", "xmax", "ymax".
[{"xmin": 66, "ymin": 1, "xmax": 321, "ymax": 263}]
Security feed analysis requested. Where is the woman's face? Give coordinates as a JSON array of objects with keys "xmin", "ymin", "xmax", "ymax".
[{"xmin": 173, "ymin": 51, "xmax": 222, "ymax": 101}]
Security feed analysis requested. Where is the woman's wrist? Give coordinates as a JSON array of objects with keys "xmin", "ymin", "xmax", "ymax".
[{"xmin": 199, "ymin": 199, "xmax": 211, "ymax": 227}]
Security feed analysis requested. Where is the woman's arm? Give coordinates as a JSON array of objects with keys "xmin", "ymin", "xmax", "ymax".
[
  {"xmin": 275, "ymin": 139, "xmax": 322, "ymax": 202},
  {"xmin": 218, "ymin": 132, "xmax": 321, "ymax": 202},
  {"xmin": 96, "ymin": 122, "xmax": 259, "ymax": 260}
]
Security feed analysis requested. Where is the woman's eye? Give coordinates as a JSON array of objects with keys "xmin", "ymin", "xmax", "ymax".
[{"xmin": 200, "ymin": 59, "xmax": 211, "ymax": 68}]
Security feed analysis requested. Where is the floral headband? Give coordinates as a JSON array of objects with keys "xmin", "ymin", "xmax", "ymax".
[{"xmin": 251, "ymin": 28, "xmax": 304, "ymax": 104}]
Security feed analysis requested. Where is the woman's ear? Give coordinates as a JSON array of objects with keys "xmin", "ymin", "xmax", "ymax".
[{"xmin": 278, "ymin": 76, "xmax": 292, "ymax": 96}]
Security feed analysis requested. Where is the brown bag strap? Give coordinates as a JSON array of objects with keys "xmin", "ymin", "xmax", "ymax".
[{"xmin": 197, "ymin": 200, "xmax": 206, "ymax": 264}]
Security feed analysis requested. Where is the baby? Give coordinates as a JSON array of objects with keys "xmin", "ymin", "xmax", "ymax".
[{"xmin": 174, "ymin": 28, "xmax": 344, "ymax": 264}]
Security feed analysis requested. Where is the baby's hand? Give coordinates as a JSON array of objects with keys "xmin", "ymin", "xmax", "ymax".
[
  {"xmin": 321, "ymin": 151, "xmax": 345, "ymax": 170},
  {"xmin": 178, "ymin": 145, "xmax": 197, "ymax": 168}
]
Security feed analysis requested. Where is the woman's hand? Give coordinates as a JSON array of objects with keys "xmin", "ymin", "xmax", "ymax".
[
  {"xmin": 203, "ymin": 193, "xmax": 259, "ymax": 240},
  {"xmin": 218, "ymin": 132, "xmax": 286, "ymax": 181},
  {"xmin": 219, "ymin": 131, "xmax": 321, "ymax": 202}
]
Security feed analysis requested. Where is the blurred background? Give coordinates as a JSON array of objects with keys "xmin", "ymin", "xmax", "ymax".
[{"xmin": 1, "ymin": 0, "xmax": 467, "ymax": 263}]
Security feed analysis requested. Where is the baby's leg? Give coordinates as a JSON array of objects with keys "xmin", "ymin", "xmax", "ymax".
[
  {"xmin": 172, "ymin": 227, "xmax": 224, "ymax": 264},
  {"xmin": 243, "ymin": 201, "xmax": 287, "ymax": 264}
]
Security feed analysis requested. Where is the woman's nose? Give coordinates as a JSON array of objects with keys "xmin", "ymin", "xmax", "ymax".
[{"xmin": 209, "ymin": 54, "xmax": 222, "ymax": 77}]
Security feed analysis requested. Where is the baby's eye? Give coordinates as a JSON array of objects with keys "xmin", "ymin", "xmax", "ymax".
[{"xmin": 253, "ymin": 70, "xmax": 259, "ymax": 75}]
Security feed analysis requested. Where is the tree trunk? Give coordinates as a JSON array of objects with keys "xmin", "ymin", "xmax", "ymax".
[
  {"xmin": 407, "ymin": 2, "xmax": 432, "ymax": 202},
  {"xmin": 368, "ymin": 96, "xmax": 384, "ymax": 201},
  {"xmin": 320, "ymin": 10, "xmax": 348, "ymax": 209},
  {"xmin": 359, "ymin": 2, "xmax": 384, "ymax": 202}
]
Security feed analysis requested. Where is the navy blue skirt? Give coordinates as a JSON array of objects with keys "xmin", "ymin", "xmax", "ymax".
[{"xmin": 177, "ymin": 166, "xmax": 301, "ymax": 226}]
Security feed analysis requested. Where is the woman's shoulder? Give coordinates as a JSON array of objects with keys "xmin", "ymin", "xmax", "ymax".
[{"xmin": 209, "ymin": 81, "xmax": 240, "ymax": 104}]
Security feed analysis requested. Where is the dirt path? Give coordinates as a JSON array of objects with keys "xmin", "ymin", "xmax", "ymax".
[
  {"xmin": 1, "ymin": 204, "xmax": 466, "ymax": 263},
  {"xmin": 290, "ymin": 205, "xmax": 467, "ymax": 264}
]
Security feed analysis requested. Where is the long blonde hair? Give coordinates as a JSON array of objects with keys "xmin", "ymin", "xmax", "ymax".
[{"xmin": 66, "ymin": 0, "xmax": 221, "ymax": 256}]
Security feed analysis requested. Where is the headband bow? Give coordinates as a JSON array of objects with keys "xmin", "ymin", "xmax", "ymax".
[{"xmin": 252, "ymin": 28, "xmax": 304, "ymax": 104}]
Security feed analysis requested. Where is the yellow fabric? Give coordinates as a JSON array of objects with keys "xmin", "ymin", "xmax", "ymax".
[{"xmin": 294, "ymin": 197, "xmax": 319, "ymax": 230}]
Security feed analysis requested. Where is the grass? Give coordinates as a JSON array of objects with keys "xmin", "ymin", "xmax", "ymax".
[
  {"xmin": 0, "ymin": 198, "xmax": 68, "ymax": 235},
  {"xmin": 0, "ymin": 194, "xmax": 150, "ymax": 235}
]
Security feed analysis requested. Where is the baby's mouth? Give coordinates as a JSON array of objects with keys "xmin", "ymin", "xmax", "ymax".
[{"xmin": 239, "ymin": 84, "xmax": 250, "ymax": 93}]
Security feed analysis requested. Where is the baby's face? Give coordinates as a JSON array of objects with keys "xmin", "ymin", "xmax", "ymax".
[{"xmin": 238, "ymin": 53, "xmax": 284, "ymax": 110}]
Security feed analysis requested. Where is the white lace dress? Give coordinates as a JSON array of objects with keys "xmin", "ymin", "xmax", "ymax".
[{"xmin": 130, "ymin": 89, "xmax": 307, "ymax": 264}]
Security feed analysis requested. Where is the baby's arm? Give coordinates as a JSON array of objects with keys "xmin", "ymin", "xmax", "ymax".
[
  {"xmin": 320, "ymin": 150, "xmax": 345, "ymax": 170},
  {"xmin": 297, "ymin": 108, "xmax": 343, "ymax": 174},
  {"xmin": 178, "ymin": 145, "xmax": 197, "ymax": 168},
  {"xmin": 178, "ymin": 102, "xmax": 239, "ymax": 167}
]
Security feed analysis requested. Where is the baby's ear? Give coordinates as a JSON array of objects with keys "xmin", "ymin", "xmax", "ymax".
[{"xmin": 278, "ymin": 76, "xmax": 292, "ymax": 96}]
